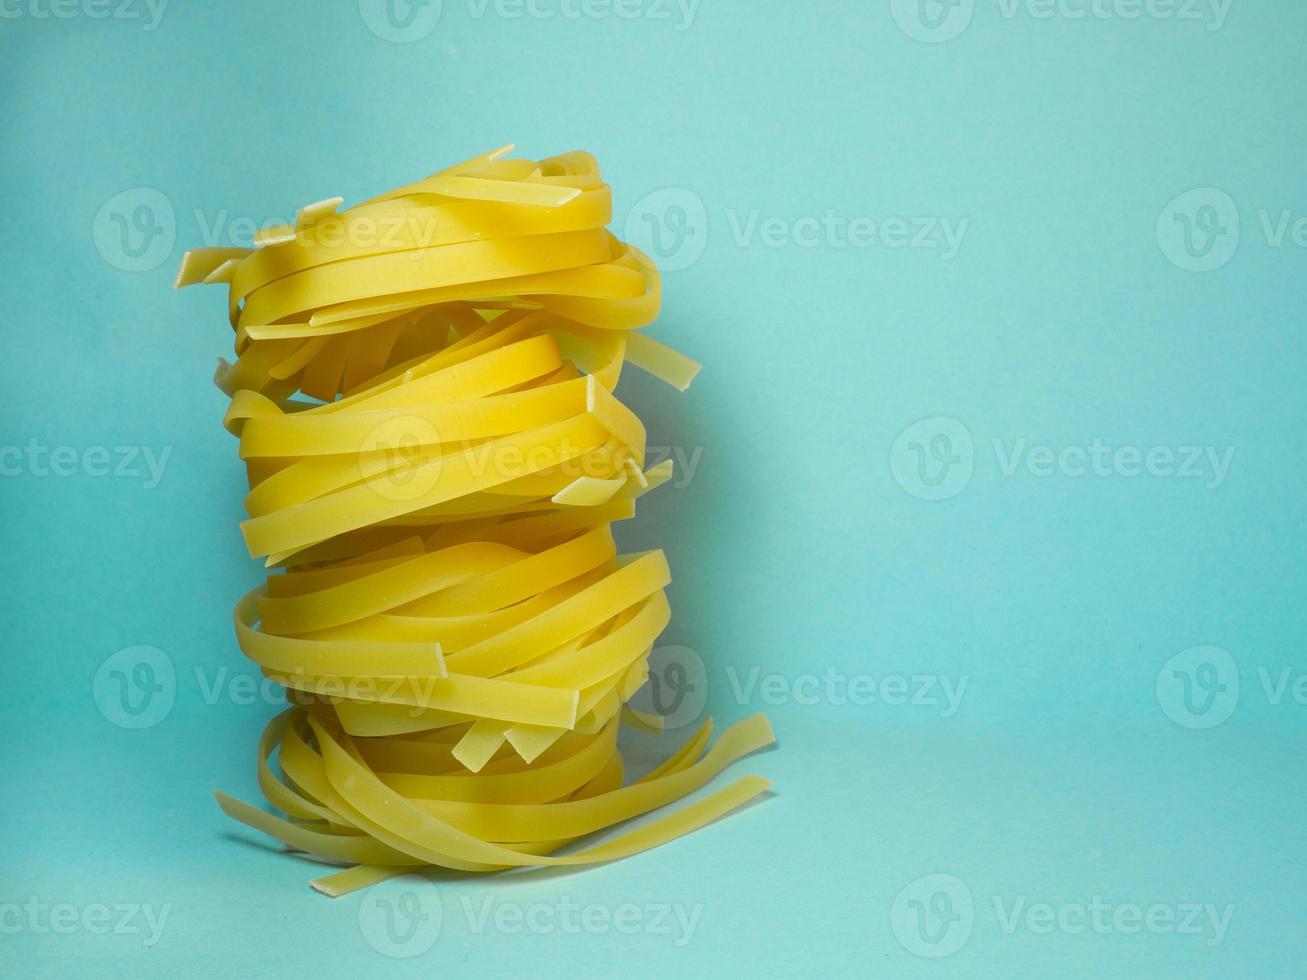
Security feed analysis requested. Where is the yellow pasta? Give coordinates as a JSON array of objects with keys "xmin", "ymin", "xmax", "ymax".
[{"xmin": 177, "ymin": 145, "xmax": 775, "ymax": 896}]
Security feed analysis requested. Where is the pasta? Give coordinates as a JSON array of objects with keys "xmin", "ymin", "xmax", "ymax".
[{"xmin": 176, "ymin": 145, "xmax": 775, "ymax": 896}]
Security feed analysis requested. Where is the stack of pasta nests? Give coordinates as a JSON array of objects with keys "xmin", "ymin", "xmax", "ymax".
[{"xmin": 176, "ymin": 146, "xmax": 774, "ymax": 896}]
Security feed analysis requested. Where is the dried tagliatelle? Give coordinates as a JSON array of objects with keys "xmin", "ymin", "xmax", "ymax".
[{"xmin": 176, "ymin": 145, "xmax": 775, "ymax": 896}]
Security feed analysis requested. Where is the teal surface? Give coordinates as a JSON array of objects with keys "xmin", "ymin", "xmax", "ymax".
[{"xmin": 3, "ymin": 1, "xmax": 1305, "ymax": 976}]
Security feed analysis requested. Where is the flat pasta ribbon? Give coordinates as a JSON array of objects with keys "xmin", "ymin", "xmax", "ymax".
[{"xmin": 177, "ymin": 145, "xmax": 774, "ymax": 896}]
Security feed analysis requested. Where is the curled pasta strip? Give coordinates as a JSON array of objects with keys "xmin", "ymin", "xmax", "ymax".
[{"xmin": 178, "ymin": 146, "xmax": 774, "ymax": 896}]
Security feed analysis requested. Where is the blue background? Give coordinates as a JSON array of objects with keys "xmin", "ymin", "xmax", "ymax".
[{"xmin": 3, "ymin": 0, "xmax": 1305, "ymax": 976}]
